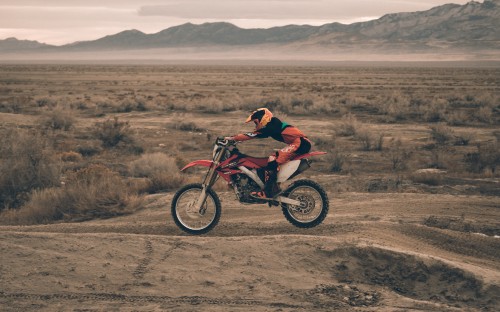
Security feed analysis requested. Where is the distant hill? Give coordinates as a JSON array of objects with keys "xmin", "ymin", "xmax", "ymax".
[
  {"xmin": 310, "ymin": 1, "xmax": 499, "ymax": 46},
  {"xmin": 0, "ymin": 0, "xmax": 498, "ymax": 57},
  {"xmin": 60, "ymin": 22, "xmax": 321, "ymax": 50},
  {"xmin": 0, "ymin": 37, "xmax": 54, "ymax": 52}
]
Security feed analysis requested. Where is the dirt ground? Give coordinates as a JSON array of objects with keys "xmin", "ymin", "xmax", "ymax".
[
  {"xmin": 0, "ymin": 64, "xmax": 498, "ymax": 311},
  {"xmin": 1, "ymin": 191, "xmax": 498, "ymax": 311}
]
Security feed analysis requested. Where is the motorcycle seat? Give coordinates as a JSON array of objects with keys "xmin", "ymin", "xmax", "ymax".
[
  {"xmin": 241, "ymin": 151, "xmax": 327, "ymax": 168},
  {"xmin": 244, "ymin": 156, "xmax": 269, "ymax": 168}
]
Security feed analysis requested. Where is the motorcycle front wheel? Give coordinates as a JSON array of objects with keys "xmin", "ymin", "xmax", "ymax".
[
  {"xmin": 171, "ymin": 183, "xmax": 221, "ymax": 235},
  {"xmin": 281, "ymin": 179, "xmax": 329, "ymax": 228}
]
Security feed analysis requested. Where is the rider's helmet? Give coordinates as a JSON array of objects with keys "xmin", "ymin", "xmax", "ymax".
[{"xmin": 245, "ymin": 108, "xmax": 273, "ymax": 130}]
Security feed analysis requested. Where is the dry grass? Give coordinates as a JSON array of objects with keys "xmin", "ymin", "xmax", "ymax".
[
  {"xmin": 464, "ymin": 141, "xmax": 499, "ymax": 174},
  {"xmin": 355, "ymin": 129, "xmax": 384, "ymax": 151},
  {"xmin": 59, "ymin": 151, "xmax": 83, "ymax": 162},
  {"xmin": 0, "ymin": 64, "xmax": 498, "ymax": 224},
  {"xmin": 378, "ymin": 90, "xmax": 411, "ymax": 121},
  {"xmin": 39, "ymin": 106, "xmax": 75, "ymax": 131},
  {"xmin": 312, "ymin": 133, "xmax": 336, "ymax": 151},
  {"xmin": 94, "ymin": 117, "xmax": 134, "ymax": 148},
  {"xmin": 409, "ymin": 169, "xmax": 446, "ymax": 186},
  {"xmin": 430, "ymin": 125, "xmax": 456, "ymax": 146},
  {"xmin": 129, "ymin": 152, "xmax": 185, "ymax": 193},
  {"xmin": 1, "ymin": 165, "xmax": 142, "ymax": 224},
  {"xmin": 0, "ymin": 129, "xmax": 60, "ymax": 209},
  {"xmin": 385, "ymin": 138, "xmax": 413, "ymax": 171},
  {"xmin": 168, "ymin": 121, "xmax": 206, "ymax": 132},
  {"xmin": 337, "ymin": 114, "xmax": 360, "ymax": 137},
  {"xmin": 328, "ymin": 151, "xmax": 349, "ymax": 173}
]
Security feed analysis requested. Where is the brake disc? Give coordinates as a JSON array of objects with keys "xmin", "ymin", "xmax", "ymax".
[{"xmin": 293, "ymin": 194, "xmax": 315, "ymax": 214}]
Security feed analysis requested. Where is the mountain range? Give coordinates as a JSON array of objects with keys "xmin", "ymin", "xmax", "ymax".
[{"xmin": 1, "ymin": 0, "xmax": 499, "ymax": 58}]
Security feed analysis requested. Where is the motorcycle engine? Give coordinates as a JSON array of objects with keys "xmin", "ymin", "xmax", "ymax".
[{"xmin": 232, "ymin": 174, "xmax": 262, "ymax": 204}]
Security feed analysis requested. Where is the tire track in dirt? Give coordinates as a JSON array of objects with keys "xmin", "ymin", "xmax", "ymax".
[
  {"xmin": 133, "ymin": 239, "xmax": 153, "ymax": 280},
  {"xmin": 0, "ymin": 291, "xmax": 303, "ymax": 309},
  {"xmin": 0, "ymin": 222, "xmax": 354, "ymax": 237},
  {"xmin": 160, "ymin": 240, "xmax": 185, "ymax": 261}
]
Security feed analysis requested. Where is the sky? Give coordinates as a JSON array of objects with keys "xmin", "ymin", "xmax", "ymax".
[{"xmin": 0, "ymin": 0, "xmax": 475, "ymax": 45}]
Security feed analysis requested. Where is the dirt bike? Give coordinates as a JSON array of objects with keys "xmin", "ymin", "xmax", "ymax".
[{"xmin": 171, "ymin": 137, "xmax": 329, "ymax": 234}]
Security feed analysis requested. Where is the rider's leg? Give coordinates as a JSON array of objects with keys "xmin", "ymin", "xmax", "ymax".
[
  {"xmin": 256, "ymin": 140, "xmax": 301, "ymax": 198},
  {"xmin": 252, "ymin": 154, "xmax": 279, "ymax": 199},
  {"xmin": 253, "ymin": 137, "xmax": 310, "ymax": 199},
  {"xmin": 267, "ymin": 138, "xmax": 311, "ymax": 197},
  {"xmin": 263, "ymin": 155, "xmax": 279, "ymax": 198}
]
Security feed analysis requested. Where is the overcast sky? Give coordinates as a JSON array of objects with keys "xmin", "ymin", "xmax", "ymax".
[{"xmin": 0, "ymin": 0, "xmax": 475, "ymax": 45}]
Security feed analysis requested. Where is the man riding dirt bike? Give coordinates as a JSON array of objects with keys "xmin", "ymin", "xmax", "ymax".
[
  {"xmin": 171, "ymin": 108, "xmax": 329, "ymax": 234},
  {"xmin": 225, "ymin": 108, "xmax": 312, "ymax": 200}
]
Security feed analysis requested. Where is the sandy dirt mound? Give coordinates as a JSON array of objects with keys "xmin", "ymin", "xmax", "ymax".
[
  {"xmin": 320, "ymin": 246, "xmax": 499, "ymax": 309},
  {"xmin": 0, "ymin": 192, "xmax": 499, "ymax": 311}
]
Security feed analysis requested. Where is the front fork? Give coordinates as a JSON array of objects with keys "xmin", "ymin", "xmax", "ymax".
[{"xmin": 195, "ymin": 147, "xmax": 225, "ymax": 213}]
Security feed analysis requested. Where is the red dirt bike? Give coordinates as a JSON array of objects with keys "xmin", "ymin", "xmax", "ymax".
[{"xmin": 171, "ymin": 137, "xmax": 329, "ymax": 234}]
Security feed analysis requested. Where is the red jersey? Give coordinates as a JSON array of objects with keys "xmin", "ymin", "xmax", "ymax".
[{"xmin": 233, "ymin": 117, "xmax": 307, "ymax": 144}]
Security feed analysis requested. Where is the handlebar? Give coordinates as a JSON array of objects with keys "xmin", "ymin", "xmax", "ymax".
[{"xmin": 216, "ymin": 137, "xmax": 237, "ymax": 147}]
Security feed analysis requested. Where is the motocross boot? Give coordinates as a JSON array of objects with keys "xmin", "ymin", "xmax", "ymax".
[{"xmin": 251, "ymin": 160, "xmax": 280, "ymax": 199}]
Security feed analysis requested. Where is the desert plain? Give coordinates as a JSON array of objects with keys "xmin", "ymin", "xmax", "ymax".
[{"xmin": 0, "ymin": 63, "xmax": 498, "ymax": 311}]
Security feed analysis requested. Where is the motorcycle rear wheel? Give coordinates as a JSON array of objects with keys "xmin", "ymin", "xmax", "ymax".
[
  {"xmin": 281, "ymin": 179, "xmax": 329, "ymax": 228},
  {"xmin": 171, "ymin": 183, "xmax": 221, "ymax": 235}
]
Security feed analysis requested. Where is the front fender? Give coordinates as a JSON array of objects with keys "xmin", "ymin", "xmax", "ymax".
[{"xmin": 181, "ymin": 160, "xmax": 213, "ymax": 171}]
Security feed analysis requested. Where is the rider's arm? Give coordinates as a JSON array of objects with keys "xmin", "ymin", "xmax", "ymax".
[{"xmin": 227, "ymin": 131, "xmax": 266, "ymax": 142}]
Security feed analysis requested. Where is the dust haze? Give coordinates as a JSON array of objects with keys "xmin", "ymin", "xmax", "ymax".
[{"xmin": 1, "ymin": 45, "xmax": 499, "ymax": 64}]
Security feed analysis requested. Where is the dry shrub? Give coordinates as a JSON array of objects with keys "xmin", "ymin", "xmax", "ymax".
[
  {"xmin": 0, "ymin": 129, "xmax": 60, "ymax": 209},
  {"xmin": 337, "ymin": 93, "xmax": 367, "ymax": 111},
  {"xmin": 94, "ymin": 117, "xmax": 143, "ymax": 154},
  {"xmin": 422, "ymin": 98, "xmax": 447, "ymax": 122},
  {"xmin": 430, "ymin": 125, "xmax": 455, "ymax": 146},
  {"xmin": 59, "ymin": 151, "xmax": 83, "ymax": 162},
  {"xmin": 385, "ymin": 138, "xmax": 413, "ymax": 171},
  {"xmin": 429, "ymin": 148, "xmax": 450, "ymax": 170},
  {"xmin": 453, "ymin": 132, "xmax": 474, "ymax": 146},
  {"xmin": 129, "ymin": 153, "xmax": 185, "ymax": 193},
  {"xmin": 237, "ymin": 93, "xmax": 333, "ymax": 116},
  {"xmin": 71, "ymin": 101, "xmax": 89, "ymax": 110},
  {"xmin": 40, "ymin": 106, "xmax": 75, "ymax": 131},
  {"xmin": 445, "ymin": 110, "xmax": 469, "ymax": 126},
  {"xmin": 355, "ymin": 129, "xmax": 384, "ymax": 151},
  {"xmin": 328, "ymin": 151, "xmax": 349, "ymax": 173},
  {"xmin": 365, "ymin": 176, "xmax": 403, "ymax": 192},
  {"xmin": 196, "ymin": 97, "xmax": 238, "ymax": 114},
  {"xmin": 475, "ymin": 106, "xmax": 494, "ymax": 124},
  {"xmin": 94, "ymin": 117, "xmax": 130, "ymax": 147},
  {"xmin": 201, "ymin": 98, "xmax": 224, "ymax": 114},
  {"xmin": 261, "ymin": 93, "xmax": 338, "ymax": 115},
  {"xmin": 0, "ymin": 96, "xmax": 32, "ymax": 113},
  {"xmin": 35, "ymin": 97, "xmax": 56, "ymax": 108},
  {"xmin": 168, "ymin": 121, "xmax": 205, "ymax": 132},
  {"xmin": 337, "ymin": 114, "xmax": 359, "ymax": 137},
  {"xmin": 178, "ymin": 140, "xmax": 202, "ymax": 151},
  {"xmin": 312, "ymin": 133, "xmax": 336, "ymax": 151},
  {"xmin": 409, "ymin": 169, "xmax": 445, "ymax": 186},
  {"xmin": 302, "ymin": 95, "xmax": 339, "ymax": 115},
  {"xmin": 179, "ymin": 122, "xmax": 204, "ymax": 132},
  {"xmin": 76, "ymin": 142, "xmax": 102, "ymax": 157},
  {"xmin": 288, "ymin": 97, "xmax": 314, "ymax": 114},
  {"xmin": 379, "ymin": 91, "xmax": 411, "ymax": 121},
  {"xmin": 115, "ymin": 97, "xmax": 149, "ymax": 113},
  {"xmin": 464, "ymin": 142, "xmax": 499, "ymax": 174},
  {"xmin": 238, "ymin": 95, "xmax": 277, "ymax": 112},
  {"xmin": 1, "ymin": 165, "xmax": 142, "ymax": 224}
]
